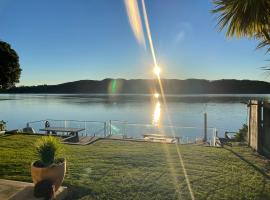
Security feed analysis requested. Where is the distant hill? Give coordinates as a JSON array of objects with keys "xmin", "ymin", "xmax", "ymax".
[{"xmin": 2, "ymin": 79, "xmax": 270, "ymax": 94}]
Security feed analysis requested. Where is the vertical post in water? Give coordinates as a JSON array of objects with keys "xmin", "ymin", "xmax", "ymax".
[{"xmin": 204, "ymin": 113, "xmax": 207, "ymax": 142}]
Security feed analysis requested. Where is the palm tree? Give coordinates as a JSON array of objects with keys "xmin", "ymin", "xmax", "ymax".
[{"xmin": 212, "ymin": 0, "xmax": 270, "ymax": 52}]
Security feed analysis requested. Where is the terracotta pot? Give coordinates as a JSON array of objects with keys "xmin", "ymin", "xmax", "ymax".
[{"xmin": 31, "ymin": 159, "xmax": 66, "ymax": 192}]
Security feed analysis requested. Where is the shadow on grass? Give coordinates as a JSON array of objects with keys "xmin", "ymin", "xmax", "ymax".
[
  {"xmin": 224, "ymin": 146, "xmax": 270, "ymax": 199},
  {"xmin": 64, "ymin": 184, "xmax": 96, "ymax": 200},
  {"xmin": 224, "ymin": 146, "xmax": 270, "ymax": 180}
]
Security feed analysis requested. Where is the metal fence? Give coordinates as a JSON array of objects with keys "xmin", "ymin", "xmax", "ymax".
[{"xmin": 26, "ymin": 119, "xmax": 106, "ymax": 137}]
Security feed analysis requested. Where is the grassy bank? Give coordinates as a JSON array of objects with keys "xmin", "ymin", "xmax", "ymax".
[{"xmin": 1, "ymin": 134, "xmax": 270, "ymax": 200}]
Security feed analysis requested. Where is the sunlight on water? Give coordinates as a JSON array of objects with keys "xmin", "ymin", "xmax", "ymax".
[{"xmin": 152, "ymin": 100, "xmax": 161, "ymax": 126}]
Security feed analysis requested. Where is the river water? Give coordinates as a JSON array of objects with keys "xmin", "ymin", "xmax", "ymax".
[{"xmin": 1, "ymin": 94, "xmax": 267, "ymax": 140}]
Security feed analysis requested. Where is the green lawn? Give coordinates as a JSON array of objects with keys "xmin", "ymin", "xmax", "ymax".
[{"xmin": 1, "ymin": 134, "xmax": 270, "ymax": 200}]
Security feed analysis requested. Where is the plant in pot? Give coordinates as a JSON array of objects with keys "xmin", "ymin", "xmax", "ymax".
[
  {"xmin": 0, "ymin": 120, "xmax": 6, "ymax": 131},
  {"xmin": 31, "ymin": 136, "xmax": 66, "ymax": 193}
]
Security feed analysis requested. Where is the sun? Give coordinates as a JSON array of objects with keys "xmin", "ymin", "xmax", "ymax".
[{"xmin": 153, "ymin": 66, "xmax": 161, "ymax": 76}]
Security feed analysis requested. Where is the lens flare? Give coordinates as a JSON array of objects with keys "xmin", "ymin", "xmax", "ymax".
[
  {"xmin": 108, "ymin": 79, "xmax": 123, "ymax": 94},
  {"xmin": 124, "ymin": 1, "xmax": 195, "ymax": 199},
  {"xmin": 124, "ymin": 0, "xmax": 146, "ymax": 47},
  {"xmin": 141, "ymin": 0, "xmax": 158, "ymax": 67},
  {"xmin": 154, "ymin": 93, "xmax": 159, "ymax": 98},
  {"xmin": 153, "ymin": 66, "xmax": 161, "ymax": 77}
]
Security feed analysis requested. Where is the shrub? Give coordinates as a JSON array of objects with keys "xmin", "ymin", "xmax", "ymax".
[
  {"xmin": 235, "ymin": 124, "xmax": 248, "ymax": 142},
  {"xmin": 0, "ymin": 120, "xmax": 6, "ymax": 131},
  {"xmin": 34, "ymin": 136, "xmax": 63, "ymax": 167}
]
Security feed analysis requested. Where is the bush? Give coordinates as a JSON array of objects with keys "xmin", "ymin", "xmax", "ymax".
[
  {"xmin": 235, "ymin": 124, "xmax": 248, "ymax": 142},
  {"xmin": 34, "ymin": 136, "xmax": 63, "ymax": 167},
  {"xmin": 0, "ymin": 120, "xmax": 6, "ymax": 131}
]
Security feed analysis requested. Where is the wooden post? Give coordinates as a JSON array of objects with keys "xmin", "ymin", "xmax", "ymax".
[
  {"xmin": 247, "ymin": 100, "xmax": 251, "ymax": 146},
  {"xmin": 258, "ymin": 101, "xmax": 262, "ymax": 154},
  {"xmin": 204, "ymin": 113, "xmax": 207, "ymax": 142}
]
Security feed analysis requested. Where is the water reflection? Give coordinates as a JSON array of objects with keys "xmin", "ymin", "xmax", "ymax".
[{"xmin": 152, "ymin": 97, "xmax": 161, "ymax": 127}]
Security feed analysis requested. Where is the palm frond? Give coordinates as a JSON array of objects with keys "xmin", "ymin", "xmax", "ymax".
[{"xmin": 212, "ymin": 0, "xmax": 270, "ymax": 38}]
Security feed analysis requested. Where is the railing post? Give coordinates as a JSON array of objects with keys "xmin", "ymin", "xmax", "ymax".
[
  {"xmin": 84, "ymin": 121, "xmax": 86, "ymax": 136},
  {"xmin": 204, "ymin": 113, "xmax": 207, "ymax": 142},
  {"xmin": 123, "ymin": 121, "xmax": 127, "ymax": 139},
  {"xmin": 104, "ymin": 122, "xmax": 106, "ymax": 137},
  {"xmin": 213, "ymin": 128, "xmax": 216, "ymax": 147},
  {"xmin": 109, "ymin": 120, "xmax": 112, "ymax": 135}
]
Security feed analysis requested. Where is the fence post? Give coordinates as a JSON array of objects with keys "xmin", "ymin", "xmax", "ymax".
[
  {"xmin": 84, "ymin": 121, "xmax": 86, "ymax": 136},
  {"xmin": 124, "ymin": 121, "xmax": 127, "ymax": 139},
  {"xmin": 204, "ymin": 113, "xmax": 207, "ymax": 142},
  {"xmin": 109, "ymin": 120, "xmax": 112, "ymax": 135},
  {"xmin": 104, "ymin": 122, "xmax": 106, "ymax": 137},
  {"xmin": 212, "ymin": 128, "xmax": 216, "ymax": 147}
]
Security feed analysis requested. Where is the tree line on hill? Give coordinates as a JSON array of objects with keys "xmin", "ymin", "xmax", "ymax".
[{"xmin": 2, "ymin": 79, "xmax": 270, "ymax": 94}]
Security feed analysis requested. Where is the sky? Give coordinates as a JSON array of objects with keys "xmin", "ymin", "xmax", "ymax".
[{"xmin": 0, "ymin": 0, "xmax": 268, "ymax": 86}]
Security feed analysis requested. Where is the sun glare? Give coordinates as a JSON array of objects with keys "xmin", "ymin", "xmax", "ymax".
[{"xmin": 153, "ymin": 66, "xmax": 161, "ymax": 77}]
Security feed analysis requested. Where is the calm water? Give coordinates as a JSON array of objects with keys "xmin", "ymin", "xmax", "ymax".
[{"xmin": 0, "ymin": 94, "xmax": 269, "ymax": 137}]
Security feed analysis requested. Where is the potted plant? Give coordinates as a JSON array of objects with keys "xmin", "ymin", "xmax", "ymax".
[
  {"xmin": 0, "ymin": 120, "xmax": 6, "ymax": 132},
  {"xmin": 31, "ymin": 136, "xmax": 66, "ymax": 192}
]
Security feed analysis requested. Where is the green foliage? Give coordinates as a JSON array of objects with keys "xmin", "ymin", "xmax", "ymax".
[
  {"xmin": 235, "ymin": 124, "xmax": 248, "ymax": 142},
  {"xmin": 212, "ymin": 0, "xmax": 270, "ymax": 52},
  {"xmin": 34, "ymin": 136, "xmax": 63, "ymax": 166},
  {"xmin": 0, "ymin": 41, "xmax": 22, "ymax": 89},
  {"xmin": 0, "ymin": 120, "xmax": 6, "ymax": 131}
]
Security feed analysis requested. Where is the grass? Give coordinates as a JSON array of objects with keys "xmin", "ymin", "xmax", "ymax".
[{"xmin": 1, "ymin": 134, "xmax": 270, "ymax": 200}]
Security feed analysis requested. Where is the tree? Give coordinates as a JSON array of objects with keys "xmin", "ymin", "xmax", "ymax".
[
  {"xmin": 212, "ymin": 0, "xmax": 270, "ymax": 53},
  {"xmin": 0, "ymin": 41, "xmax": 21, "ymax": 89},
  {"xmin": 235, "ymin": 124, "xmax": 248, "ymax": 142}
]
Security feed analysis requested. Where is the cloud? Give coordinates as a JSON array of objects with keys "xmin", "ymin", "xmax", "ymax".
[
  {"xmin": 174, "ymin": 22, "xmax": 192, "ymax": 44},
  {"xmin": 175, "ymin": 31, "xmax": 186, "ymax": 43}
]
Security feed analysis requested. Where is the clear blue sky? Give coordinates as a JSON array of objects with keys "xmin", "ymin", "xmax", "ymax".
[{"xmin": 0, "ymin": 0, "xmax": 268, "ymax": 85}]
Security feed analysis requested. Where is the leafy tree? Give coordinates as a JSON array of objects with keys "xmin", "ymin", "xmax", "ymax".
[
  {"xmin": 0, "ymin": 41, "xmax": 21, "ymax": 89},
  {"xmin": 212, "ymin": 0, "xmax": 270, "ymax": 53},
  {"xmin": 235, "ymin": 124, "xmax": 248, "ymax": 142}
]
